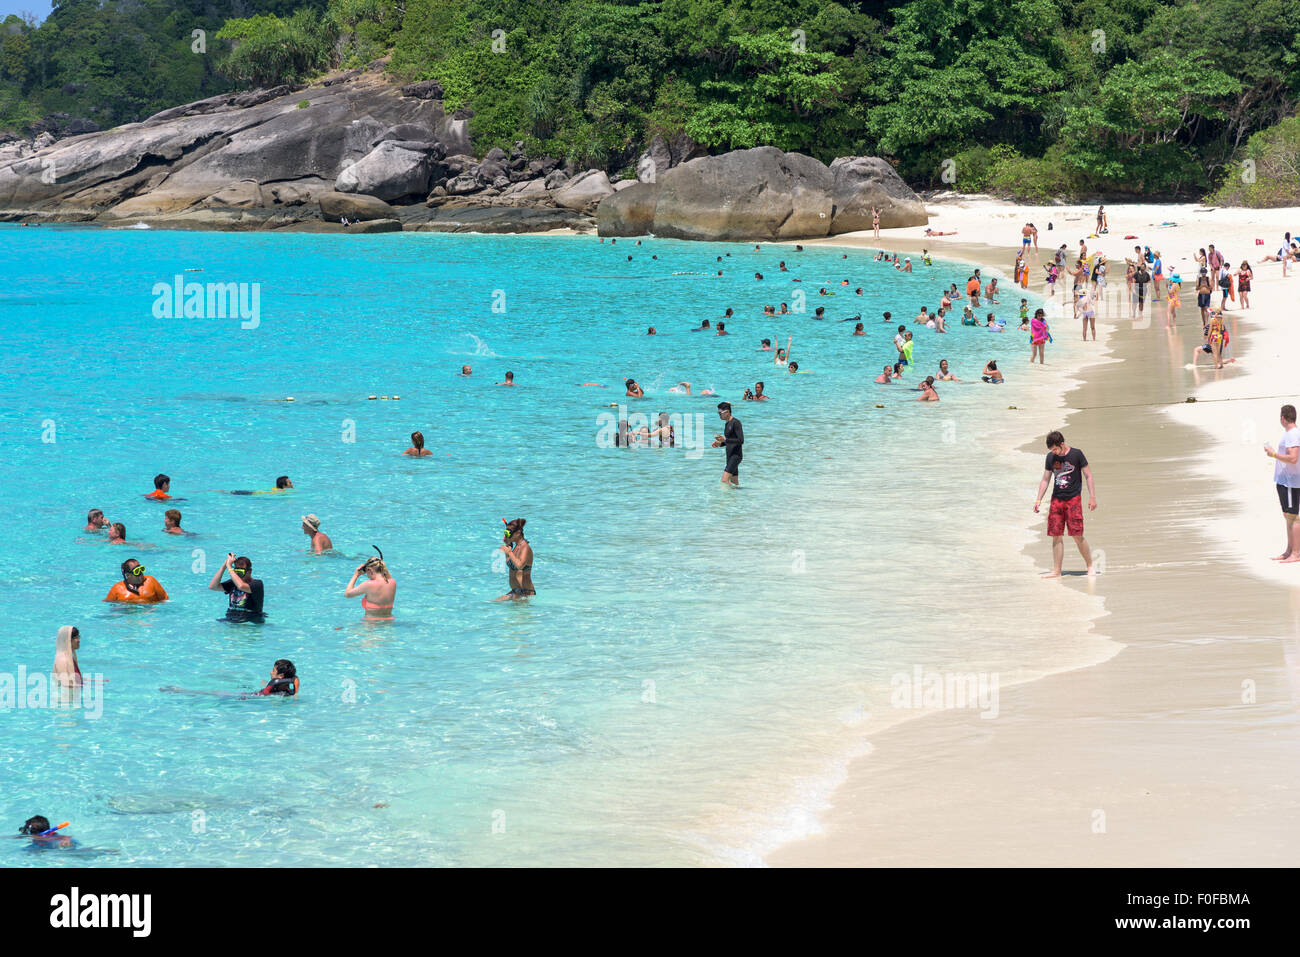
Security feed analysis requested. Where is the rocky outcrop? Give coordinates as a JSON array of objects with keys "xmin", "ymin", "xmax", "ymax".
[
  {"xmin": 597, "ymin": 146, "xmax": 927, "ymax": 240},
  {"xmin": 318, "ymin": 190, "xmax": 398, "ymax": 222},
  {"xmin": 829, "ymin": 156, "xmax": 928, "ymax": 231},
  {"xmin": 552, "ymin": 170, "xmax": 613, "ymax": 211},
  {"xmin": 335, "ymin": 140, "xmax": 438, "ymax": 201}
]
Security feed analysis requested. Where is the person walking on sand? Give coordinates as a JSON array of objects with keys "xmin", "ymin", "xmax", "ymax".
[
  {"xmin": 712, "ymin": 402, "xmax": 743, "ymax": 488},
  {"xmin": 1266, "ymin": 404, "xmax": 1300, "ymax": 563},
  {"xmin": 1030, "ymin": 308, "xmax": 1049, "ymax": 363},
  {"xmin": 1034, "ymin": 430, "xmax": 1098, "ymax": 578}
]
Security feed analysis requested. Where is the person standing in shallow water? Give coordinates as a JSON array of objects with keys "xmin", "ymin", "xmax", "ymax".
[
  {"xmin": 713, "ymin": 401, "xmax": 743, "ymax": 487},
  {"xmin": 1033, "ymin": 430, "xmax": 1097, "ymax": 578},
  {"xmin": 346, "ymin": 554, "xmax": 395, "ymax": 619},
  {"xmin": 496, "ymin": 518, "xmax": 535, "ymax": 600}
]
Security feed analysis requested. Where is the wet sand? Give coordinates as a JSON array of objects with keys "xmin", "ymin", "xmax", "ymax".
[{"xmin": 770, "ymin": 204, "xmax": 1300, "ymax": 866}]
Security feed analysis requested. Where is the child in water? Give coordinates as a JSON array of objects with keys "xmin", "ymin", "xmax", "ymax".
[
  {"xmin": 17, "ymin": 816, "xmax": 73, "ymax": 847},
  {"xmin": 256, "ymin": 659, "xmax": 299, "ymax": 696}
]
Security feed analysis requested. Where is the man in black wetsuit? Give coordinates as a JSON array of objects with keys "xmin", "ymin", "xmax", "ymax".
[{"xmin": 713, "ymin": 401, "xmax": 743, "ymax": 487}]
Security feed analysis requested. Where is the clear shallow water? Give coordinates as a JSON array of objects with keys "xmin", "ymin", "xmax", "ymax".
[{"xmin": 0, "ymin": 226, "xmax": 1108, "ymax": 866}]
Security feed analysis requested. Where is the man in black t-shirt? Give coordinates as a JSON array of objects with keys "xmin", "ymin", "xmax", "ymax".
[
  {"xmin": 712, "ymin": 402, "xmax": 743, "ymax": 487},
  {"xmin": 208, "ymin": 553, "xmax": 265, "ymax": 622},
  {"xmin": 1033, "ymin": 430, "xmax": 1097, "ymax": 578}
]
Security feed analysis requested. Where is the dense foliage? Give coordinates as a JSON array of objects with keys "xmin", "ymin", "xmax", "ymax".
[{"xmin": 1, "ymin": 0, "xmax": 1298, "ymax": 201}]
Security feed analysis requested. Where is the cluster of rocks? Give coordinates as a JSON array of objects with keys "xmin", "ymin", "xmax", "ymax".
[{"xmin": 0, "ymin": 70, "xmax": 927, "ymax": 237}]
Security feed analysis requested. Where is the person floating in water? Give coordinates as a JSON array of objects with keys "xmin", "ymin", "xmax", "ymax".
[
  {"xmin": 163, "ymin": 509, "xmax": 186, "ymax": 535},
  {"xmin": 302, "ymin": 514, "xmax": 333, "ymax": 553},
  {"xmin": 84, "ymin": 509, "xmax": 108, "ymax": 532},
  {"xmin": 232, "ymin": 475, "xmax": 292, "ymax": 496},
  {"xmin": 144, "ymin": 473, "xmax": 172, "ymax": 500},
  {"xmin": 209, "ymin": 553, "xmax": 265, "ymax": 622},
  {"xmin": 256, "ymin": 659, "xmax": 299, "ymax": 696},
  {"xmin": 496, "ymin": 518, "xmax": 535, "ymax": 600},
  {"xmin": 17, "ymin": 816, "xmax": 73, "ymax": 848},
  {"xmin": 104, "ymin": 559, "xmax": 168, "ymax": 603},
  {"xmin": 712, "ymin": 401, "xmax": 743, "ymax": 488},
  {"xmin": 404, "ymin": 431, "xmax": 433, "ymax": 457},
  {"xmin": 346, "ymin": 552, "xmax": 395, "ymax": 620}
]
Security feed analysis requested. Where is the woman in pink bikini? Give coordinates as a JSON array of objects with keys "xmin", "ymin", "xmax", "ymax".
[{"xmin": 345, "ymin": 553, "xmax": 396, "ymax": 621}]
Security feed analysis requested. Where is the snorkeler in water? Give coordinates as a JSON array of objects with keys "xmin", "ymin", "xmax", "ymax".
[
  {"xmin": 346, "ymin": 550, "xmax": 395, "ymax": 620},
  {"xmin": 16, "ymin": 816, "xmax": 73, "ymax": 847},
  {"xmin": 229, "ymin": 475, "xmax": 292, "ymax": 496},
  {"xmin": 496, "ymin": 518, "xmax": 535, "ymax": 600}
]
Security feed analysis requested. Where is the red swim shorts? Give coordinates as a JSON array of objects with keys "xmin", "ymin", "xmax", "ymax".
[{"xmin": 1047, "ymin": 495, "xmax": 1084, "ymax": 536}]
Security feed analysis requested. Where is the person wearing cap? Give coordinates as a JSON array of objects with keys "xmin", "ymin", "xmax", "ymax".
[{"xmin": 302, "ymin": 514, "xmax": 333, "ymax": 554}]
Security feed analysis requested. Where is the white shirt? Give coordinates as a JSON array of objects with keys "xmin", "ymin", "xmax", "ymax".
[{"xmin": 1276, "ymin": 427, "xmax": 1300, "ymax": 487}]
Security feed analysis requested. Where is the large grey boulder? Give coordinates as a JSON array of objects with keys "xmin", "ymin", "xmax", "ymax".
[
  {"xmin": 596, "ymin": 181, "xmax": 659, "ymax": 236},
  {"xmin": 553, "ymin": 169, "xmax": 613, "ymax": 210},
  {"xmin": 596, "ymin": 147, "xmax": 927, "ymax": 240},
  {"xmin": 335, "ymin": 140, "xmax": 434, "ymax": 201},
  {"xmin": 829, "ymin": 156, "xmax": 928, "ymax": 231},
  {"xmin": 0, "ymin": 74, "xmax": 470, "ymax": 226},
  {"xmin": 649, "ymin": 147, "xmax": 833, "ymax": 241},
  {"xmin": 317, "ymin": 190, "xmax": 398, "ymax": 222}
]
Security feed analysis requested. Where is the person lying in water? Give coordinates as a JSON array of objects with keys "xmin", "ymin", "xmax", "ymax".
[
  {"xmin": 16, "ymin": 816, "xmax": 73, "ymax": 848},
  {"xmin": 104, "ymin": 559, "xmax": 168, "ymax": 603},
  {"xmin": 229, "ymin": 475, "xmax": 292, "ymax": 495}
]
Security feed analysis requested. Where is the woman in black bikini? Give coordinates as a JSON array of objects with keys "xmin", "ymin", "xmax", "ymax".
[{"xmin": 496, "ymin": 518, "xmax": 535, "ymax": 600}]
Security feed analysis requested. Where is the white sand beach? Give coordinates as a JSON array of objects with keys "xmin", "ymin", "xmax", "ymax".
[{"xmin": 770, "ymin": 200, "xmax": 1300, "ymax": 866}]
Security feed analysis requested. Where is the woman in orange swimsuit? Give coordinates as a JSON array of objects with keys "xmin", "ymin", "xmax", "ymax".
[{"xmin": 345, "ymin": 554, "xmax": 396, "ymax": 620}]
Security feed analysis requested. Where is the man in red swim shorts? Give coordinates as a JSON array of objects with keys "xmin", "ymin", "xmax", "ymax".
[{"xmin": 1033, "ymin": 430, "xmax": 1098, "ymax": 578}]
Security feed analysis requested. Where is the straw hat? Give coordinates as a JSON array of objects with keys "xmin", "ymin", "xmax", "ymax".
[{"xmin": 302, "ymin": 514, "xmax": 321, "ymax": 531}]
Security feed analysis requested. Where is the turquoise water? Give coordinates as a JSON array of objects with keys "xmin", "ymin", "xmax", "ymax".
[{"xmin": 0, "ymin": 226, "xmax": 1090, "ymax": 866}]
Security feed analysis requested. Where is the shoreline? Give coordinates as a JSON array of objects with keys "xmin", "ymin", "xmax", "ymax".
[{"xmin": 768, "ymin": 202, "xmax": 1300, "ymax": 866}]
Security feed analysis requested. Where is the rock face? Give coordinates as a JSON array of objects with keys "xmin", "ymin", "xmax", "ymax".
[
  {"xmin": 552, "ymin": 169, "xmax": 613, "ymax": 211},
  {"xmin": 829, "ymin": 156, "xmax": 928, "ymax": 231},
  {"xmin": 318, "ymin": 190, "xmax": 397, "ymax": 222},
  {"xmin": 335, "ymin": 140, "xmax": 435, "ymax": 201},
  {"xmin": 597, "ymin": 147, "xmax": 927, "ymax": 239},
  {"xmin": 0, "ymin": 73, "xmax": 467, "ymax": 227}
]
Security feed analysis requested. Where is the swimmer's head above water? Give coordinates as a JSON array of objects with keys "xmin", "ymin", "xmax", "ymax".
[{"xmin": 276, "ymin": 476, "xmax": 292, "ymax": 490}]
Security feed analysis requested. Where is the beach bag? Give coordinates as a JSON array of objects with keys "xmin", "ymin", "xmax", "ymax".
[{"xmin": 1218, "ymin": 273, "xmax": 1231, "ymax": 290}]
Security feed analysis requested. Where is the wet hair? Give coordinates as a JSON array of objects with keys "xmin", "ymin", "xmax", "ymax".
[
  {"xmin": 110, "ymin": 522, "xmax": 125, "ymax": 538},
  {"xmin": 273, "ymin": 659, "xmax": 296, "ymax": 680},
  {"xmin": 504, "ymin": 518, "xmax": 527, "ymax": 536},
  {"xmin": 153, "ymin": 473, "xmax": 170, "ymax": 490},
  {"xmin": 87, "ymin": 508, "xmax": 103, "ymax": 523},
  {"xmin": 815, "ymin": 306, "xmax": 825, "ymax": 317},
  {"xmin": 120, "ymin": 558, "xmax": 142, "ymax": 575},
  {"xmin": 761, "ymin": 338, "xmax": 771, "ymax": 347},
  {"xmin": 883, "ymin": 312, "xmax": 891, "ymax": 320},
  {"xmin": 233, "ymin": 556, "xmax": 253, "ymax": 575},
  {"xmin": 411, "ymin": 431, "xmax": 425, "ymax": 450},
  {"xmin": 361, "ymin": 557, "xmax": 391, "ymax": 580},
  {"xmin": 755, "ymin": 381, "xmax": 765, "ymax": 390},
  {"xmin": 717, "ymin": 402, "xmax": 732, "ymax": 413},
  {"xmin": 788, "ymin": 361, "xmax": 799, "ymax": 372},
  {"xmin": 504, "ymin": 371, "xmax": 514, "ymax": 380},
  {"xmin": 893, "ymin": 362, "xmax": 903, "ymax": 374},
  {"xmin": 717, "ymin": 322, "xmax": 725, "ymax": 331},
  {"xmin": 164, "ymin": 509, "xmax": 181, "ymax": 527},
  {"xmin": 625, "ymin": 378, "xmax": 635, "ymax": 388},
  {"xmin": 854, "ymin": 322, "xmax": 863, "ymax": 331},
  {"xmin": 1283, "ymin": 405, "xmax": 1297, "ymax": 424},
  {"xmin": 1045, "ymin": 430, "xmax": 1065, "ymax": 448},
  {"xmin": 724, "ymin": 308, "xmax": 733, "ymax": 317},
  {"xmin": 275, "ymin": 476, "xmax": 290, "ymax": 489},
  {"xmin": 647, "ymin": 327, "xmax": 656, "ymax": 334},
  {"xmin": 925, "ymin": 376, "xmax": 935, "ymax": 386},
  {"xmin": 19, "ymin": 816, "xmax": 50, "ymax": 835}
]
